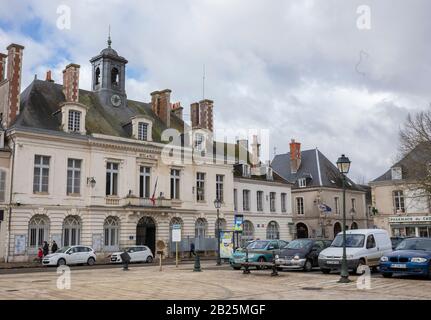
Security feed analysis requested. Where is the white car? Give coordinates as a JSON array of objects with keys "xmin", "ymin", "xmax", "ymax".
[
  {"xmin": 318, "ymin": 229, "xmax": 392, "ymax": 274},
  {"xmin": 110, "ymin": 246, "xmax": 154, "ymax": 264},
  {"xmin": 42, "ymin": 245, "xmax": 97, "ymax": 267}
]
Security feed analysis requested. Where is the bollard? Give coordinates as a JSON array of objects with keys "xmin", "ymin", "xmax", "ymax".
[
  {"xmin": 243, "ymin": 248, "xmax": 250, "ymax": 274},
  {"xmin": 193, "ymin": 253, "xmax": 201, "ymax": 272}
]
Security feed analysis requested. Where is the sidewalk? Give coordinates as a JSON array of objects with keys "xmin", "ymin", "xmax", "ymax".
[{"xmin": 0, "ymin": 255, "xmax": 220, "ymax": 270}]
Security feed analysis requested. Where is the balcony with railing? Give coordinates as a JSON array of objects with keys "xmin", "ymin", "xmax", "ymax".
[{"xmin": 124, "ymin": 197, "xmax": 172, "ymax": 208}]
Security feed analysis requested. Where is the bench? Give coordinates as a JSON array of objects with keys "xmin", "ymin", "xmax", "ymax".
[{"xmin": 239, "ymin": 249, "xmax": 281, "ymax": 276}]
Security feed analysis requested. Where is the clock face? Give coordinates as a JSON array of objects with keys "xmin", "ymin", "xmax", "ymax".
[{"xmin": 111, "ymin": 94, "xmax": 122, "ymax": 107}]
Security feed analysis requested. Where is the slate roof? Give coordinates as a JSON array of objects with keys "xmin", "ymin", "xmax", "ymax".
[
  {"xmin": 233, "ymin": 163, "xmax": 292, "ymax": 185},
  {"xmin": 13, "ymin": 79, "xmax": 184, "ymax": 142},
  {"xmin": 12, "ymin": 79, "xmax": 248, "ymax": 161},
  {"xmin": 372, "ymin": 143, "xmax": 430, "ymax": 183},
  {"xmin": 271, "ymin": 148, "xmax": 362, "ymax": 191}
]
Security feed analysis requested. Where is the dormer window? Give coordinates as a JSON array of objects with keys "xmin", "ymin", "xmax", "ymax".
[
  {"xmin": 131, "ymin": 116, "xmax": 152, "ymax": 142},
  {"xmin": 266, "ymin": 167, "xmax": 273, "ymax": 180},
  {"xmin": 60, "ymin": 102, "xmax": 88, "ymax": 135},
  {"xmin": 194, "ymin": 133, "xmax": 204, "ymax": 151},
  {"xmin": 138, "ymin": 122, "xmax": 148, "ymax": 141},
  {"xmin": 68, "ymin": 110, "xmax": 81, "ymax": 132},
  {"xmin": 242, "ymin": 164, "xmax": 251, "ymax": 177},
  {"xmin": 391, "ymin": 167, "xmax": 402, "ymax": 180},
  {"xmin": 298, "ymin": 178, "xmax": 306, "ymax": 188}
]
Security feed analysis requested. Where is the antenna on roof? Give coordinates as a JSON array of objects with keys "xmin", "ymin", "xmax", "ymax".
[
  {"xmin": 273, "ymin": 146, "xmax": 277, "ymax": 157},
  {"xmin": 202, "ymin": 64, "xmax": 206, "ymax": 100},
  {"xmin": 107, "ymin": 25, "xmax": 112, "ymax": 48}
]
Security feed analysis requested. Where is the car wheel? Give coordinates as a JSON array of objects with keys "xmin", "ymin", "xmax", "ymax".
[
  {"xmin": 256, "ymin": 257, "xmax": 266, "ymax": 270},
  {"xmin": 428, "ymin": 263, "xmax": 431, "ymax": 280},
  {"xmin": 146, "ymin": 256, "xmax": 153, "ymax": 263},
  {"xmin": 303, "ymin": 259, "xmax": 313, "ymax": 272},
  {"xmin": 232, "ymin": 266, "xmax": 241, "ymax": 270},
  {"xmin": 321, "ymin": 268, "xmax": 331, "ymax": 274},
  {"xmin": 382, "ymin": 272, "xmax": 393, "ymax": 278},
  {"xmin": 87, "ymin": 257, "xmax": 95, "ymax": 266},
  {"xmin": 57, "ymin": 258, "xmax": 66, "ymax": 267},
  {"xmin": 356, "ymin": 259, "xmax": 366, "ymax": 275}
]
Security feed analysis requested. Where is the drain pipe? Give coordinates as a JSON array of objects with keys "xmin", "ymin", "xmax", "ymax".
[{"xmin": 5, "ymin": 134, "xmax": 15, "ymax": 263}]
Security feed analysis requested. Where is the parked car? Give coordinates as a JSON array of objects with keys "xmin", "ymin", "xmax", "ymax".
[
  {"xmin": 276, "ymin": 239, "xmax": 332, "ymax": 271},
  {"xmin": 380, "ymin": 237, "xmax": 431, "ymax": 279},
  {"xmin": 42, "ymin": 245, "xmax": 96, "ymax": 266},
  {"xmin": 110, "ymin": 245, "xmax": 154, "ymax": 264},
  {"xmin": 390, "ymin": 236, "xmax": 406, "ymax": 250},
  {"xmin": 318, "ymin": 229, "xmax": 392, "ymax": 274},
  {"xmin": 229, "ymin": 239, "xmax": 288, "ymax": 270}
]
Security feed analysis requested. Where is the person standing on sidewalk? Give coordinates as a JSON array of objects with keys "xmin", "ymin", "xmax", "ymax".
[
  {"xmin": 42, "ymin": 241, "xmax": 49, "ymax": 256},
  {"xmin": 37, "ymin": 247, "xmax": 43, "ymax": 262},
  {"xmin": 190, "ymin": 242, "xmax": 195, "ymax": 258},
  {"xmin": 51, "ymin": 240, "xmax": 58, "ymax": 253}
]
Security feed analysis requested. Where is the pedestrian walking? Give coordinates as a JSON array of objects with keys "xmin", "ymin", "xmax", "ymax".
[
  {"xmin": 42, "ymin": 241, "xmax": 49, "ymax": 256},
  {"xmin": 37, "ymin": 247, "xmax": 43, "ymax": 262},
  {"xmin": 190, "ymin": 242, "xmax": 195, "ymax": 258},
  {"xmin": 51, "ymin": 240, "xmax": 58, "ymax": 253}
]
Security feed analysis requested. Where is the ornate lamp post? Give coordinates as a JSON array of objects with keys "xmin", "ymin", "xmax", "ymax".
[
  {"xmin": 336, "ymin": 154, "xmax": 351, "ymax": 283},
  {"xmin": 214, "ymin": 198, "xmax": 222, "ymax": 266}
]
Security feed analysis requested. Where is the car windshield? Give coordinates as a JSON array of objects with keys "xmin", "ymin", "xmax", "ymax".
[
  {"xmin": 125, "ymin": 247, "xmax": 137, "ymax": 253},
  {"xmin": 396, "ymin": 238, "xmax": 431, "ymax": 251},
  {"xmin": 56, "ymin": 246, "xmax": 70, "ymax": 253},
  {"xmin": 246, "ymin": 241, "xmax": 269, "ymax": 250},
  {"xmin": 331, "ymin": 234, "xmax": 365, "ymax": 248},
  {"xmin": 286, "ymin": 239, "xmax": 313, "ymax": 249}
]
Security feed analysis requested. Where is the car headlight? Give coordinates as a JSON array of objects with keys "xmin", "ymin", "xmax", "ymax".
[
  {"xmin": 294, "ymin": 255, "xmax": 300, "ymax": 260},
  {"xmin": 411, "ymin": 257, "xmax": 428, "ymax": 263},
  {"xmin": 275, "ymin": 255, "xmax": 279, "ymax": 260},
  {"xmin": 319, "ymin": 254, "xmax": 326, "ymax": 259},
  {"xmin": 380, "ymin": 256, "xmax": 388, "ymax": 262}
]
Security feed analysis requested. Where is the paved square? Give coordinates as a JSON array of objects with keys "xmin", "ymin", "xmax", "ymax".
[{"xmin": 0, "ymin": 262, "xmax": 430, "ymax": 300}]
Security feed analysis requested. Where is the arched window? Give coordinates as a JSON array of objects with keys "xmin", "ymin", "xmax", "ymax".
[
  {"xmin": 95, "ymin": 67, "xmax": 100, "ymax": 85},
  {"xmin": 351, "ymin": 222, "xmax": 358, "ymax": 230},
  {"xmin": 266, "ymin": 221, "xmax": 280, "ymax": 240},
  {"xmin": 29, "ymin": 215, "xmax": 49, "ymax": 248},
  {"xmin": 241, "ymin": 220, "xmax": 254, "ymax": 247},
  {"xmin": 111, "ymin": 67, "xmax": 119, "ymax": 85},
  {"xmin": 104, "ymin": 216, "xmax": 120, "ymax": 250},
  {"xmin": 195, "ymin": 218, "xmax": 207, "ymax": 238},
  {"xmin": 214, "ymin": 218, "xmax": 226, "ymax": 236},
  {"xmin": 62, "ymin": 215, "xmax": 81, "ymax": 247}
]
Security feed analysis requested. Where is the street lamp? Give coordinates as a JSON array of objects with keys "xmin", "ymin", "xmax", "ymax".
[
  {"xmin": 336, "ymin": 154, "xmax": 351, "ymax": 283},
  {"xmin": 214, "ymin": 198, "xmax": 222, "ymax": 266}
]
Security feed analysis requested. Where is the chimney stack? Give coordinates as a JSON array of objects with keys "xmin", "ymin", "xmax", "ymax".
[
  {"xmin": 151, "ymin": 89, "xmax": 171, "ymax": 127},
  {"xmin": 251, "ymin": 135, "xmax": 261, "ymax": 167},
  {"xmin": 4, "ymin": 43, "xmax": 24, "ymax": 127},
  {"xmin": 45, "ymin": 70, "xmax": 54, "ymax": 82},
  {"xmin": 0, "ymin": 53, "xmax": 7, "ymax": 82},
  {"xmin": 171, "ymin": 101, "xmax": 183, "ymax": 120},
  {"xmin": 190, "ymin": 99, "xmax": 214, "ymax": 132},
  {"xmin": 290, "ymin": 139, "xmax": 301, "ymax": 174},
  {"xmin": 62, "ymin": 63, "xmax": 80, "ymax": 102}
]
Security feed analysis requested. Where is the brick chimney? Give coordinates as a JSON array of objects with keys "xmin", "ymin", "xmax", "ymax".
[
  {"xmin": 0, "ymin": 53, "xmax": 7, "ymax": 82},
  {"xmin": 190, "ymin": 99, "xmax": 214, "ymax": 132},
  {"xmin": 62, "ymin": 63, "xmax": 80, "ymax": 102},
  {"xmin": 151, "ymin": 89, "xmax": 171, "ymax": 127},
  {"xmin": 171, "ymin": 101, "xmax": 183, "ymax": 120},
  {"xmin": 4, "ymin": 44, "xmax": 24, "ymax": 127},
  {"xmin": 290, "ymin": 139, "xmax": 301, "ymax": 174},
  {"xmin": 45, "ymin": 70, "xmax": 54, "ymax": 82}
]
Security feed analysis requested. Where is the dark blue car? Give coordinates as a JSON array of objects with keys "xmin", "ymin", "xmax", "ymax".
[{"xmin": 380, "ymin": 237, "xmax": 431, "ymax": 279}]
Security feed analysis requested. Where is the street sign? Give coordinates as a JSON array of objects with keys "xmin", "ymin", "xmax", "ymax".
[{"xmin": 172, "ymin": 224, "xmax": 181, "ymax": 242}]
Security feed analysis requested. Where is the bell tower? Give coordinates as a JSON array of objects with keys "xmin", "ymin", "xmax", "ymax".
[{"xmin": 90, "ymin": 33, "xmax": 128, "ymax": 108}]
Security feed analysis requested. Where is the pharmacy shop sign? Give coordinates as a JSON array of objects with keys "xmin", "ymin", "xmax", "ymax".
[{"xmin": 389, "ymin": 216, "xmax": 431, "ymax": 223}]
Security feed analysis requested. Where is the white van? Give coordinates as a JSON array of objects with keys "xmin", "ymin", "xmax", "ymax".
[{"xmin": 318, "ymin": 229, "xmax": 392, "ymax": 274}]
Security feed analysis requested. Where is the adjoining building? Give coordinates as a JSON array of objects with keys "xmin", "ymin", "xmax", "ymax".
[
  {"xmin": 370, "ymin": 144, "xmax": 431, "ymax": 237},
  {"xmin": 271, "ymin": 139, "xmax": 370, "ymax": 239},
  {"xmin": 233, "ymin": 136, "xmax": 293, "ymax": 246}
]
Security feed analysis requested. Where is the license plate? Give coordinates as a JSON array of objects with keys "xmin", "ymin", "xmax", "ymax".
[
  {"xmin": 327, "ymin": 260, "xmax": 340, "ymax": 265},
  {"xmin": 391, "ymin": 263, "xmax": 407, "ymax": 269}
]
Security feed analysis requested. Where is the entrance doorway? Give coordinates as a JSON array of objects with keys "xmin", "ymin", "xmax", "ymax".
[
  {"xmin": 136, "ymin": 217, "xmax": 156, "ymax": 254},
  {"xmin": 333, "ymin": 222, "xmax": 342, "ymax": 237},
  {"xmin": 296, "ymin": 223, "xmax": 309, "ymax": 239}
]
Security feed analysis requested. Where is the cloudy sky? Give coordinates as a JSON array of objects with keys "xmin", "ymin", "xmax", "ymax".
[{"xmin": 1, "ymin": 0, "xmax": 430, "ymax": 182}]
